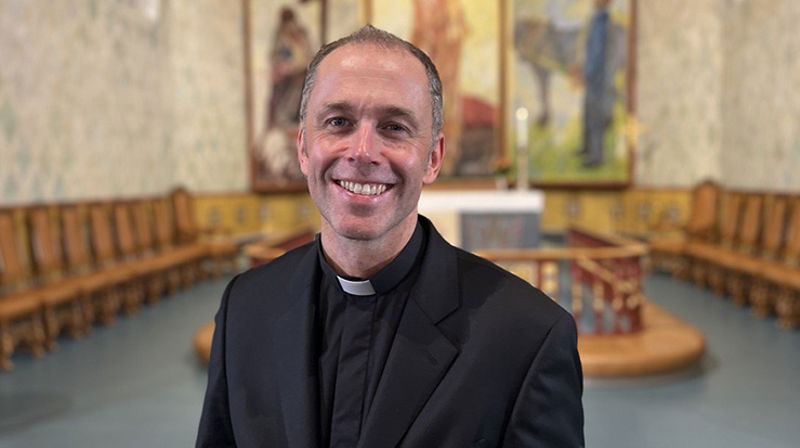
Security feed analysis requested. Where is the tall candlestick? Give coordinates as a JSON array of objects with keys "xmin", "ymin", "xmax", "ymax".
[
  {"xmin": 516, "ymin": 107, "xmax": 529, "ymax": 148},
  {"xmin": 515, "ymin": 107, "xmax": 529, "ymax": 191}
]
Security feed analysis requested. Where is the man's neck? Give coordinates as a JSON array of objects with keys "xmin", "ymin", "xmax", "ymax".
[{"xmin": 320, "ymin": 213, "xmax": 418, "ymax": 279}]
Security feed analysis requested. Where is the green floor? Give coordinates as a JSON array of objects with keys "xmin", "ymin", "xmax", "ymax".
[{"xmin": 1, "ymin": 273, "xmax": 799, "ymax": 447}]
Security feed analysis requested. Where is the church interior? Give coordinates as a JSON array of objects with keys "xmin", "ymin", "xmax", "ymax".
[{"xmin": 1, "ymin": 0, "xmax": 800, "ymax": 446}]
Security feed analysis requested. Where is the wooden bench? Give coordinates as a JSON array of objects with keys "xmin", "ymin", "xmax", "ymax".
[
  {"xmin": 0, "ymin": 189, "xmax": 241, "ymax": 371},
  {"xmin": 151, "ymin": 197, "xmax": 201, "ymax": 293},
  {"xmin": 171, "ymin": 188, "xmax": 238, "ymax": 279},
  {"xmin": 686, "ymin": 190, "xmax": 744, "ymax": 289},
  {"xmin": 650, "ymin": 182, "xmax": 800, "ymax": 330},
  {"xmin": 695, "ymin": 192, "xmax": 763, "ymax": 300},
  {"xmin": 649, "ymin": 180, "xmax": 719, "ymax": 278},
  {"xmin": 754, "ymin": 198, "xmax": 800, "ymax": 328},
  {"xmin": 718, "ymin": 194, "xmax": 788, "ymax": 308}
]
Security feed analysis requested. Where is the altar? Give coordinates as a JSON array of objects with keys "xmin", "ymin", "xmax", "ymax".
[{"xmin": 418, "ymin": 190, "xmax": 544, "ymax": 251}]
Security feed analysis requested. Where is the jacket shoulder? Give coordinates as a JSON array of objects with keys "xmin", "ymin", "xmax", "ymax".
[{"xmin": 228, "ymin": 240, "xmax": 316, "ymax": 297}]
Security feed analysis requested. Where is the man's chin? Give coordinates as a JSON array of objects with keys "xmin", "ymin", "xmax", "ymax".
[
  {"xmin": 333, "ymin": 223, "xmax": 384, "ymax": 242},
  {"xmin": 322, "ymin": 210, "xmax": 417, "ymax": 243}
]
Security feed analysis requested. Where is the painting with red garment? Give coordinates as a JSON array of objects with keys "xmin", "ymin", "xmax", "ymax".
[{"xmin": 369, "ymin": 0, "xmax": 503, "ymax": 179}]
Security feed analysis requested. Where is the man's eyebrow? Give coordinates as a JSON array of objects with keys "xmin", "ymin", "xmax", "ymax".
[{"xmin": 315, "ymin": 102, "xmax": 356, "ymax": 121}]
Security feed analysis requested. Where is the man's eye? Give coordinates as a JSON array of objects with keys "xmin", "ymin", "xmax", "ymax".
[
  {"xmin": 384, "ymin": 123, "xmax": 406, "ymax": 132},
  {"xmin": 328, "ymin": 117, "xmax": 349, "ymax": 127}
]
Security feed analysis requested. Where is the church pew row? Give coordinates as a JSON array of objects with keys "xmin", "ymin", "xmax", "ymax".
[
  {"xmin": 649, "ymin": 182, "xmax": 800, "ymax": 330},
  {"xmin": 0, "ymin": 189, "xmax": 239, "ymax": 371}
]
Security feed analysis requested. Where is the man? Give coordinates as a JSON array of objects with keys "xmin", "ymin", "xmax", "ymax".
[
  {"xmin": 197, "ymin": 25, "xmax": 583, "ymax": 448},
  {"xmin": 579, "ymin": 0, "xmax": 624, "ymax": 168}
]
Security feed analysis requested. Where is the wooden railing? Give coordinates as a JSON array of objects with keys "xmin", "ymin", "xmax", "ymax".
[
  {"xmin": 241, "ymin": 225, "xmax": 646, "ymax": 336},
  {"xmin": 479, "ymin": 227, "xmax": 647, "ymax": 335}
]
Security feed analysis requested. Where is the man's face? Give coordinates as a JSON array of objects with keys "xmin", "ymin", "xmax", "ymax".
[{"xmin": 298, "ymin": 43, "xmax": 444, "ymax": 242}]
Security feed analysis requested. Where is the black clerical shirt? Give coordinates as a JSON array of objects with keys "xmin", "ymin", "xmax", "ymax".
[{"xmin": 315, "ymin": 222, "xmax": 425, "ymax": 448}]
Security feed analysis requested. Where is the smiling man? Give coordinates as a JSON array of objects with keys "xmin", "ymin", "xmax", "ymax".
[{"xmin": 197, "ymin": 26, "xmax": 584, "ymax": 448}]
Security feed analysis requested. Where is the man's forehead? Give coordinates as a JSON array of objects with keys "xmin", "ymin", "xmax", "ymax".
[
  {"xmin": 308, "ymin": 42, "xmax": 431, "ymax": 116},
  {"xmin": 317, "ymin": 42, "xmax": 426, "ymax": 81}
]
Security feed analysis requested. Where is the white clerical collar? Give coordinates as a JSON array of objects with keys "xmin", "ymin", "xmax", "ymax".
[
  {"xmin": 317, "ymin": 221, "xmax": 424, "ymax": 296},
  {"xmin": 336, "ymin": 276, "xmax": 376, "ymax": 296}
]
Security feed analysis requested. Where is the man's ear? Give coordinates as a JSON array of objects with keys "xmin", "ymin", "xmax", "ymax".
[
  {"xmin": 423, "ymin": 132, "xmax": 445, "ymax": 184},
  {"xmin": 297, "ymin": 127, "xmax": 309, "ymax": 176}
]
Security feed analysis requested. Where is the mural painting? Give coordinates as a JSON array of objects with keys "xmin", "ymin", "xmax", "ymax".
[
  {"xmin": 247, "ymin": 0, "xmax": 320, "ymax": 191},
  {"xmin": 369, "ymin": 0, "xmax": 502, "ymax": 179},
  {"xmin": 246, "ymin": 0, "xmax": 365, "ymax": 191},
  {"xmin": 513, "ymin": 0, "xmax": 634, "ymax": 186}
]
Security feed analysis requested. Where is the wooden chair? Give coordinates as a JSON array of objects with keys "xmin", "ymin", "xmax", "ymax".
[
  {"xmin": 757, "ymin": 197, "xmax": 800, "ymax": 328},
  {"xmin": 0, "ymin": 210, "xmax": 46, "ymax": 371},
  {"xmin": 649, "ymin": 180, "xmax": 718, "ymax": 278},
  {"xmin": 152, "ymin": 198, "xmax": 206, "ymax": 291},
  {"xmin": 686, "ymin": 191, "xmax": 743, "ymax": 289},
  {"xmin": 118, "ymin": 200, "xmax": 193, "ymax": 304},
  {"xmin": 719, "ymin": 195, "xmax": 788, "ymax": 312},
  {"xmin": 171, "ymin": 187, "xmax": 238, "ymax": 278},
  {"xmin": 87, "ymin": 203, "xmax": 140, "ymax": 324},
  {"xmin": 26, "ymin": 206, "xmax": 86, "ymax": 347},
  {"xmin": 703, "ymin": 193, "xmax": 763, "ymax": 301},
  {"xmin": 61, "ymin": 205, "xmax": 132, "ymax": 328},
  {"xmin": 112, "ymin": 201, "xmax": 165, "ymax": 314},
  {"xmin": 131, "ymin": 200, "xmax": 172, "ymax": 302}
]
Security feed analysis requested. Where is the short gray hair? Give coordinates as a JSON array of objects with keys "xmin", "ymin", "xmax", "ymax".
[{"xmin": 298, "ymin": 25, "xmax": 444, "ymax": 138}]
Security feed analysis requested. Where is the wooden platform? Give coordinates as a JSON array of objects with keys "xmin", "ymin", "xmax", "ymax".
[
  {"xmin": 194, "ymin": 320, "xmax": 214, "ymax": 365},
  {"xmin": 578, "ymin": 301, "xmax": 706, "ymax": 377},
  {"xmin": 194, "ymin": 300, "xmax": 705, "ymax": 377}
]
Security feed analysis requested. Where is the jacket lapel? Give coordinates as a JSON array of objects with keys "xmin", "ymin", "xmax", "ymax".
[
  {"xmin": 358, "ymin": 218, "xmax": 461, "ymax": 448},
  {"xmin": 270, "ymin": 245, "xmax": 321, "ymax": 448}
]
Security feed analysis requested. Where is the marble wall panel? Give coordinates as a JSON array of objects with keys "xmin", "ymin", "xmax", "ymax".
[
  {"xmin": 2, "ymin": 0, "xmax": 799, "ymax": 205},
  {"xmin": 0, "ymin": 0, "xmax": 246, "ymax": 205},
  {"xmin": 720, "ymin": 0, "xmax": 800, "ymax": 191},
  {"xmin": 634, "ymin": 0, "xmax": 724, "ymax": 187},
  {"xmin": 169, "ymin": 0, "xmax": 247, "ymax": 193}
]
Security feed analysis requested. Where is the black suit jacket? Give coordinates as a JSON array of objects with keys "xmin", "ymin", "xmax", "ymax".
[{"xmin": 197, "ymin": 218, "xmax": 583, "ymax": 447}]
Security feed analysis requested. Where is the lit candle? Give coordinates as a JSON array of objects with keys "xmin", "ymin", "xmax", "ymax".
[
  {"xmin": 515, "ymin": 107, "xmax": 529, "ymax": 149},
  {"xmin": 515, "ymin": 107, "xmax": 529, "ymax": 191}
]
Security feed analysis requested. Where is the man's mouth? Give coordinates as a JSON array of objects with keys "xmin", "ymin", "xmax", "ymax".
[{"xmin": 335, "ymin": 180, "xmax": 390, "ymax": 196}]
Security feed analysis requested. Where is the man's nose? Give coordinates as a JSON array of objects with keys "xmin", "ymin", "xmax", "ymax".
[{"xmin": 347, "ymin": 122, "xmax": 380, "ymax": 164}]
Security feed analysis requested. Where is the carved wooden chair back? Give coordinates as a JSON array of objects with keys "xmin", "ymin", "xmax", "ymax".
[
  {"xmin": 0, "ymin": 210, "xmax": 33, "ymax": 293},
  {"xmin": 718, "ymin": 192, "xmax": 743, "ymax": 248},
  {"xmin": 171, "ymin": 188, "xmax": 197, "ymax": 244},
  {"xmin": 61, "ymin": 206, "xmax": 93, "ymax": 272},
  {"xmin": 782, "ymin": 197, "xmax": 800, "ymax": 267},
  {"xmin": 88, "ymin": 203, "xmax": 118, "ymax": 266},
  {"xmin": 759, "ymin": 195, "xmax": 788, "ymax": 260},
  {"xmin": 132, "ymin": 200, "xmax": 155, "ymax": 253},
  {"xmin": 687, "ymin": 180, "xmax": 719, "ymax": 238},
  {"xmin": 113, "ymin": 202, "xmax": 138, "ymax": 260},
  {"xmin": 152, "ymin": 199, "xmax": 176, "ymax": 250},
  {"xmin": 736, "ymin": 194, "xmax": 764, "ymax": 254},
  {"xmin": 27, "ymin": 206, "xmax": 65, "ymax": 280}
]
